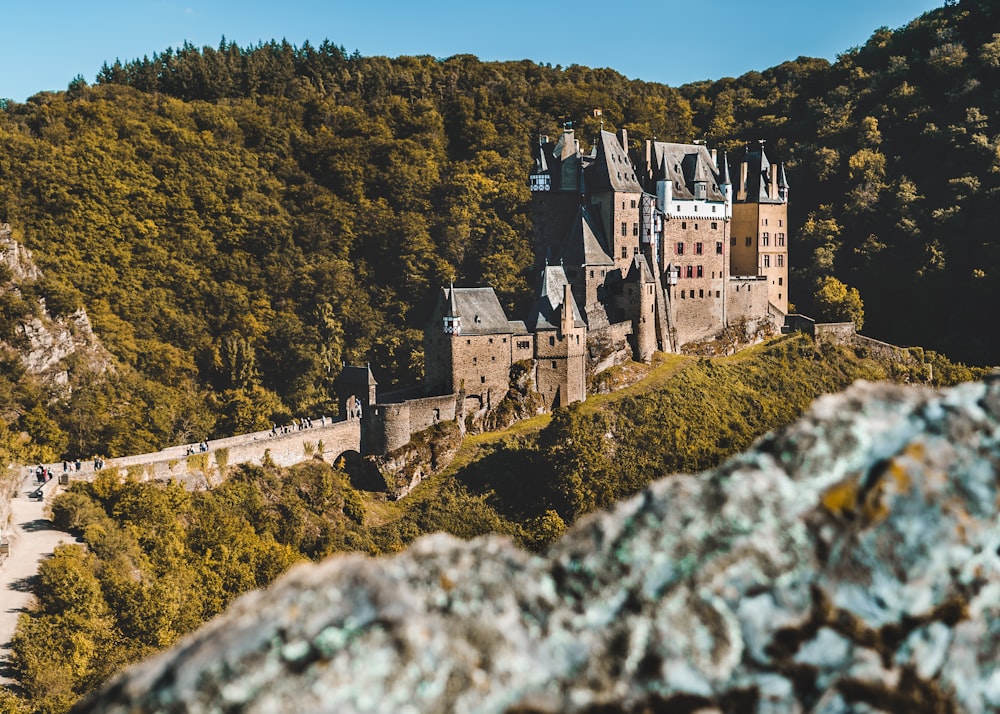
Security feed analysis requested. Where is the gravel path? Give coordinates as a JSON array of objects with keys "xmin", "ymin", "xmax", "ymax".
[{"xmin": 0, "ymin": 474, "xmax": 78, "ymax": 688}]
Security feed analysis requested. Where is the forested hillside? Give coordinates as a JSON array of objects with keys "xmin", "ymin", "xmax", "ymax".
[
  {"xmin": 0, "ymin": 0, "xmax": 995, "ymax": 462},
  {"xmin": 681, "ymin": 0, "xmax": 1000, "ymax": 364},
  {"xmin": 9, "ymin": 334, "xmax": 983, "ymax": 714}
]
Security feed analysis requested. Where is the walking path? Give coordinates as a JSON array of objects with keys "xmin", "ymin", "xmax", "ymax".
[{"xmin": 0, "ymin": 474, "xmax": 77, "ymax": 688}]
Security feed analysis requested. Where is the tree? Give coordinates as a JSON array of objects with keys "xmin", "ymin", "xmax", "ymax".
[{"xmin": 813, "ymin": 276, "xmax": 865, "ymax": 329}]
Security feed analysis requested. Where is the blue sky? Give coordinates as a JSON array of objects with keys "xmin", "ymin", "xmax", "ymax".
[{"xmin": 3, "ymin": 0, "xmax": 944, "ymax": 102}]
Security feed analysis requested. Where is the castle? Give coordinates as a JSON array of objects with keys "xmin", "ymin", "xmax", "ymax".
[{"xmin": 339, "ymin": 129, "xmax": 789, "ymax": 456}]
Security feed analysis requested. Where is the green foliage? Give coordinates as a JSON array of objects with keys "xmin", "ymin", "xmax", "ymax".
[
  {"xmin": 813, "ymin": 276, "xmax": 865, "ymax": 329},
  {"xmin": 680, "ymin": 1, "xmax": 1000, "ymax": 364},
  {"xmin": 11, "ymin": 460, "xmax": 377, "ymax": 712}
]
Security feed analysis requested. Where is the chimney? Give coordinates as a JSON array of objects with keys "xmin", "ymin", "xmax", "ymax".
[
  {"xmin": 739, "ymin": 160, "xmax": 748, "ymax": 201},
  {"xmin": 562, "ymin": 283, "xmax": 574, "ymax": 335},
  {"xmin": 618, "ymin": 128, "xmax": 628, "ymax": 151},
  {"xmin": 710, "ymin": 148, "xmax": 718, "ymax": 170}
]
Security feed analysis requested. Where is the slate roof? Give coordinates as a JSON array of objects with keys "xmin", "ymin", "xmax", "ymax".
[
  {"xmin": 337, "ymin": 364, "xmax": 377, "ymax": 387},
  {"xmin": 559, "ymin": 205, "xmax": 614, "ymax": 267},
  {"xmin": 647, "ymin": 142, "xmax": 727, "ymax": 202},
  {"xmin": 527, "ymin": 265, "xmax": 587, "ymax": 331},
  {"xmin": 738, "ymin": 143, "xmax": 786, "ymax": 204},
  {"xmin": 586, "ymin": 131, "xmax": 644, "ymax": 193},
  {"xmin": 446, "ymin": 287, "xmax": 513, "ymax": 335},
  {"xmin": 626, "ymin": 253, "xmax": 656, "ymax": 284}
]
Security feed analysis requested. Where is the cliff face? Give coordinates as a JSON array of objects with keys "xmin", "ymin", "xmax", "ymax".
[
  {"xmin": 0, "ymin": 224, "xmax": 111, "ymax": 386},
  {"xmin": 78, "ymin": 378, "xmax": 1000, "ymax": 714}
]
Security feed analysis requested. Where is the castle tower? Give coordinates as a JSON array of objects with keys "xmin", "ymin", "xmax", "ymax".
[
  {"xmin": 555, "ymin": 204, "xmax": 615, "ymax": 321},
  {"xmin": 528, "ymin": 266, "xmax": 587, "ymax": 408},
  {"xmin": 586, "ymin": 129, "xmax": 645, "ymax": 273},
  {"xmin": 640, "ymin": 139, "xmax": 731, "ymax": 347},
  {"xmin": 530, "ymin": 127, "xmax": 585, "ymax": 265},
  {"xmin": 731, "ymin": 141, "xmax": 789, "ymax": 314},
  {"xmin": 624, "ymin": 254, "xmax": 658, "ymax": 362}
]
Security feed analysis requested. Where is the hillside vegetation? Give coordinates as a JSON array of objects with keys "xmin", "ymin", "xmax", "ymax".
[
  {"xmin": 3, "ymin": 335, "xmax": 989, "ymax": 714},
  {"xmin": 0, "ymin": 1, "xmax": 996, "ymax": 462}
]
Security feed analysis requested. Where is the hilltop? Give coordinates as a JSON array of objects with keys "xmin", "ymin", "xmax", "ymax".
[{"xmin": 0, "ymin": 1, "xmax": 997, "ymax": 462}]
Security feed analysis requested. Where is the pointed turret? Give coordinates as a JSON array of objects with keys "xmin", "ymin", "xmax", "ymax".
[{"xmin": 443, "ymin": 282, "xmax": 461, "ymax": 334}]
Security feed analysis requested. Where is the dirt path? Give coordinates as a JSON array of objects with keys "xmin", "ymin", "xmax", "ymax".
[{"xmin": 0, "ymin": 474, "xmax": 78, "ymax": 688}]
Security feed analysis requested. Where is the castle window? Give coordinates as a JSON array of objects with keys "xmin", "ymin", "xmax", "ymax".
[
  {"xmin": 697, "ymin": 265, "xmax": 703, "ymax": 278},
  {"xmin": 763, "ymin": 255, "xmax": 771, "ymax": 268},
  {"xmin": 489, "ymin": 338, "xmax": 493, "ymax": 344},
  {"xmin": 502, "ymin": 337, "xmax": 507, "ymax": 343},
  {"xmin": 779, "ymin": 293, "xmax": 782, "ymax": 300},
  {"xmin": 634, "ymin": 247, "xmax": 639, "ymax": 255},
  {"xmin": 745, "ymin": 237, "xmax": 752, "ymax": 247},
  {"xmin": 590, "ymin": 270, "xmax": 594, "ymax": 278},
  {"xmin": 467, "ymin": 339, "xmax": 471, "ymax": 345},
  {"xmin": 576, "ymin": 335, "xmax": 580, "ymax": 344},
  {"xmin": 676, "ymin": 242, "xmax": 684, "ymax": 255},
  {"xmin": 730, "ymin": 236, "xmax": 736, "ymax": 247},
  {"xmin": 699, "ymin": 289, "xmax": 704, "ymax": 298},
  {"xmin": 621, "ymin": 222, "xmax": 627, "ymax": 236},
  {"xmin": 777, "ymin": 255, "xmax": 784, "ymax": 267},
  {"xmin": 779, "ymin": 219, "xmax": 783, "ymax": 227},
  {"xmin": 549, "ymin": 336, "xmax": 555, "ymax": 346},
  {"xmin": 601, "ymin": 270, "xmax": 606, "ymax": 277},
  {"xmin": 716, "ymin": 241, "xmax": 723, "ymax": 254},
  {"xmin": 481, "ymin": 376, "xmax": 486, "ymax": 383},
  {"xmin": 712, "ymin": 205, "xmax": 717, "ymax": 213},
  {"xmin": 630, "ymin": 199, "xmax": 637, "ymax": 208},
  {"xmin": 694, "ymin": 205, "xmax": 698, "ymax": 212},
  {"xmin": 778, "ymin": 277, "xmax": 783, "ymax": 286},
  {"xmin": 676, "ymin": 205, "xmax": 680, "ymax": 212},
  {"xmin": 716, "ymin": 290, "xmax": 721, "ymax": 298},
  {"xmin": 492, "ymin": 356, "xmax": 496, "ymax": 361},
  {"xmin": 473, "ymin": 357, "xmax": 478, "ymax": 364},
  {"xmin": 518, "ymin": 340, "xmax": 529, "ymax": 349},
  {"xmin": 552, "ymin": 361, "xmax": 557, "ymax": 369},
  {"xmin": 711, "ymin": 222, "xmax": 718, "ymax": 230},
  {"xmin": 632, "ymin": 223, "xmax": 639, "ymax": 236},
  {"xmin": 762, "ymin": 233, "xmax": 769, "ymax": 246},
  {"xmin": 778, "ymin": 233, "xmax": 785, "ymax": 246},
  {"xmin": 681, "ymin": 222, "xmax": 687, "ymax": 229},
  {"xmin": 694, "ymin": 223, "xmax": 698, "ymax": 230},
  {"xmin": 621, "ymin": 247, "xmax": 627, "ymax": 258},
  {"xmin": 763, "ymin": 218, "xmax": 768, "ymax": 226},
  {"xmin": 695, "ymin": 242, "xmax": 703, "ymax": 255},
  {"xmin": 686, "ymin": 266, "xmax": 693, "ymax": 278}
]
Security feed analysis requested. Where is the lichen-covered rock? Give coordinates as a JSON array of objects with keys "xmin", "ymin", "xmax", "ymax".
[{"xmin": 77, "ymin": 378, "xmax": 1000, "ymax": 713}]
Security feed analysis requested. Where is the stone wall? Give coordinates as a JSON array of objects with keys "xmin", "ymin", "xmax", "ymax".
[
  {"xmin": 58, "ymin": 420, "xmax": 360, "ymax": 487},
  {"xmin": 814, "ymin": 321, "xmax": 857, "ymax": 343},
  {"xmin": 726, "ymin": 275, "xmax": 769, "ymax": 329}
]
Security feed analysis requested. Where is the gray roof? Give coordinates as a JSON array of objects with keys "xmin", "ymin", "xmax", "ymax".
[
  {"xmin": 337, "ymin": 364, "xmax": 377, "ymax": 386},
  {"xmin": 586, "ymin": 131, "xmax": 644, "ymax": 193},
  {"xmin": 559, "ymin": 205, "xmax": 614, "ymax": 267},
  {"xmin": 626, "ymin": 253, "xmax": 655, "ymax": 284},
  {"xmin": 527, "ymin": 265, "xmax": 587, "ymax": 331},
  {"xmin": 737, "ymin": 143, "xmax": 785, "ymax": 204},
  {"xmin": 447, "ymin": 287, "xmax": 513, "ymax": 335},
  {"xmin": 648, "ymin": 142, "xmax": 726, "ymax": 202}
]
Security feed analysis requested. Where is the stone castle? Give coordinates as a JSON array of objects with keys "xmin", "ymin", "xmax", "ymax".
[{"xmin": 339, "ymin": 130, "xmax": 790, "ymax": 457}]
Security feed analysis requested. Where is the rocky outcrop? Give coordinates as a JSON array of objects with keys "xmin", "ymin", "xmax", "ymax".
[
  {"xmin": 0, "ymin": 223, "xmax": 112, "ymax": 385},
  {"xmin": 371, "ymin": 420, "xmax": 463, "ymax": 500},
  {"xmin": 77, "ymin": 378, "xmax": 1000, "ymax": 713}
]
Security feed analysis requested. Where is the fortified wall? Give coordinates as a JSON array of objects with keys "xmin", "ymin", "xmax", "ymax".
[{"xmin": 42, "ymin": 419, "xmax": 360, "ymax": 488}]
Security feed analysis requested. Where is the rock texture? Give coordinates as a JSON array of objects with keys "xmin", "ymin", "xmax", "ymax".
[
  {"xmin": 78, "ymin": 379, "xmax": 1000, "ymax": 714},
  {"xmin": 0, "ymin": 223, "xmax": 112, "ymax": 384}
]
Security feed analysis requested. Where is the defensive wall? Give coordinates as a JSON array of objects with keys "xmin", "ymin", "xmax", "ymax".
[
  {"xmin": 366, "ymin": 393, "xmax": 461, "ymax": 455},
  {"xmin": 35, "ymin": 418, "xmax": 360, "ymax": 488},
  {"xmin": 784, "ymin": 315, "xmax": 920, "ymax": 367}
]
